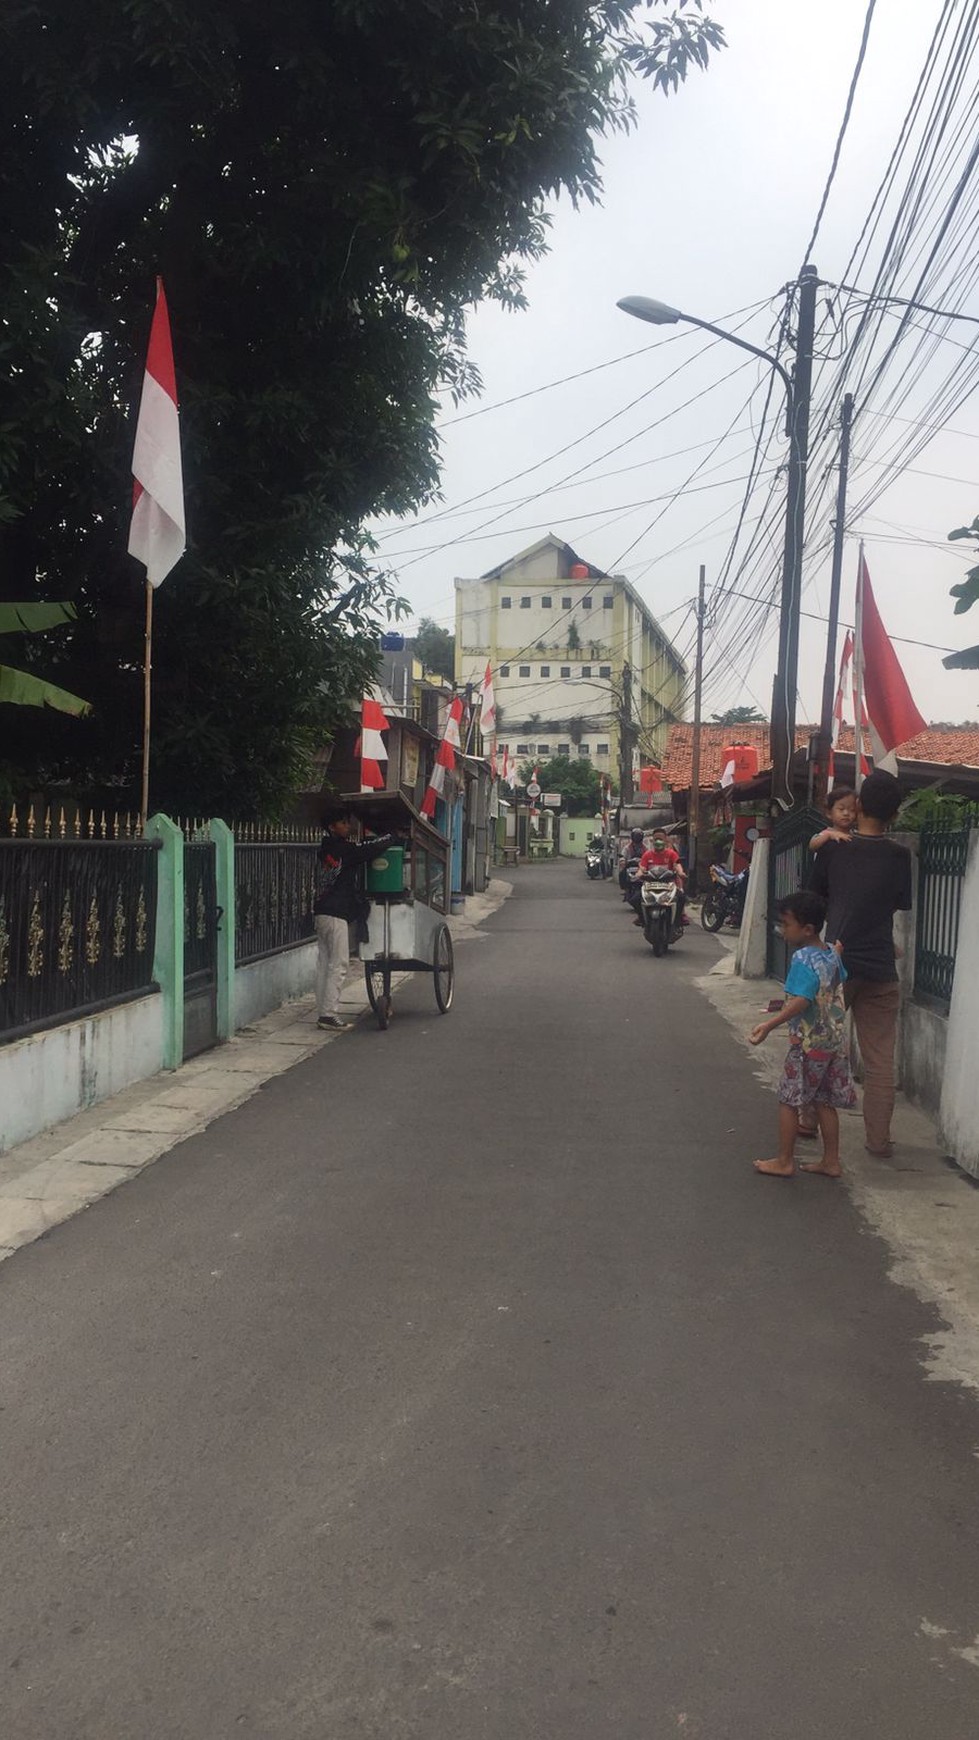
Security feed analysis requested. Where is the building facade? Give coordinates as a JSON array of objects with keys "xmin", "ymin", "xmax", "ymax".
[{"xmin": 454, "ymin": 535, "xmax": 687, "ymax": 788}]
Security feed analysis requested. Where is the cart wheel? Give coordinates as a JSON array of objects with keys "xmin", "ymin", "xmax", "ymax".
[
  {"xmin": 433, "ymin": 924, "xmax": 454, "ymax": 1013},
  {"xmin": 365, "ymin": 962, "xmax": 393, "ymax": 1029}
]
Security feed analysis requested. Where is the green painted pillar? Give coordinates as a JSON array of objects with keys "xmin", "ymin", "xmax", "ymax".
[
  {"xmin": 210, "ymin": 819, "xmax": 235, "ymax": 1041},
  {"xmin": 146, "ymin": 812, "xmax": 184, "ymax": 1069}
]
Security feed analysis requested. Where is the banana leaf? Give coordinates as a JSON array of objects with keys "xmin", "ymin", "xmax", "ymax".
[
  {"xmin": 0, "ymin": 601, "xmax": 77, "ymax": 634},
  {"xmin": 0, "ymin": 664, "xmax": 91, "ymax": 715}
]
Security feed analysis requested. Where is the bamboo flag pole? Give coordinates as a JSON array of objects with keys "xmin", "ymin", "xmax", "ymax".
[
  {"xmin": 140, "ymin": 579, "xmax": 154, "ymax": 828},
  {"xmin": 128, "ymin": 278, "xmax": 186, "ymax": 831},
  {"xmin": 853, "ymin": 540, "xmax": 866, "ymax": 791}
]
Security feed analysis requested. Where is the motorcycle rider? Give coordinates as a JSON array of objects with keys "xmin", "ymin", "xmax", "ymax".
[
  {"xmin": 619, "ymin": 827, "xmax": 647, "ymax": 904},
  {"xmin": 634, "ymin": 828, "xmax": 687, "ymax": 928}
]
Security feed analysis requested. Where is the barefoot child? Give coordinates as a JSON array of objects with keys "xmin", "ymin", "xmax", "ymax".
[
  {"xmin": 797, "ymin": 787, "xmax": 858, "ymax": 1141},
  {"xmin": 749, "ymin": 890, "xmax": 856, "ymax": 1179}
]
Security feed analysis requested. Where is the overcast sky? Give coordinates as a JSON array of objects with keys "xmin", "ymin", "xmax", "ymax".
[{"xmin": 370, "ymin": 0, "xmax": 979, "ymax": 727}]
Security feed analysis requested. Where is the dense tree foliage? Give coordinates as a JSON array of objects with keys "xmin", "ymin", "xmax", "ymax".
[
  {"xmin": 0, "ymin": 0, "xmax": 723, "ymax": 816},
  {"xmin": 414, "ymin": 618, "xmax": 456, "ymax": 683},
  {"xmin": 520, "ymin": 754, "xmax": 603, "ymax": 815},
  {"xmin": 711, "ymin": 705, "xmax": 765, "ymax": 726},
  {"xmin": 944, "ymin": 516, "xmax": 979, "ymax": 672}
]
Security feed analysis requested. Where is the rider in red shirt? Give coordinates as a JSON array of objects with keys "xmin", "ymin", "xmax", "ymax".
[{"xmin": 635, "ymin": 829, "xmax": 687, "ymax": 926}]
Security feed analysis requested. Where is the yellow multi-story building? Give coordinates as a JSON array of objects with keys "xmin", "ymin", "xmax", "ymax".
[{"xmin": 454, "ymin": 535, "xmax": 687, "ymax": 789}]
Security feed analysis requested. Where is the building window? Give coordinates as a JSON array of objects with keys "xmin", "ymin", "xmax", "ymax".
[
  {"xmin": 517, "ymin": 743, "xmax": 529, "ymax": 755},
  {"xmin": 499, "ymin": 665, "xmax": 510, "ymax": 677},
  {"xmin": 578, "ymin": 744, "xmax": 590, "ymax": 758},
  {"xmin": 599, "ymin": 665, "xmax": 611, "ymax": 678},
  {"xmin": 581, "ymin": 665, "xmax": 592, "ymax": 678},
  {"xmin": 520, "ymin": 596, "xmax": 531, "ymax": 608},
  {"xmin": 581, "ymin": 596, "xmax": 592, "ymax": 610},
  {"xmin": 540, "ymin": 664, "xmax": 550, "ymax": 677},
  {"xmin": 603, "ymin": 595, "xmax": 614, "ymax": 610},
  {"xmin": 560, "ymin": 666, "xmax": 571, "ymax": 678},
  {"xmin": 541, "ymin": 595, "xmax": 552, "ymax": 609},
  {"xmin": 597, "ymin": 743, "xmax": 609, "ymax": 756},
  {"xmin": 519, "ymin": 664, "xmax": 531, "ymax": 677},
  {"xmin": 538, "ymin": 743, "xmax": 550, "ymax": 757},
  {"xmin": 561, "ymin": 596, "xmax": 572, "ymax": 610},
  {"xmin": 558, "ymin": 743, "xmax": 570, "ymax": 757},
  {"xmin": 501, "ymin": 596, "xmax": 512, "ymax": 609}
]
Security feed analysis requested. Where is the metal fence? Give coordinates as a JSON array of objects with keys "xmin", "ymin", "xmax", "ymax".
[
  {"xmin": 0, "ymin": 838, "xmax": 160, "ymax": 1042},
  {"xmin": 234, "ymin": 842, "xmax": 319, "ymax": 965},
  {"xmin": 766, "ymin": 805, "xmax": 825, "ymax": 980},
  {"xmin": 914, "ymin": 813, "xmax": 978, "ymax": 1013}
]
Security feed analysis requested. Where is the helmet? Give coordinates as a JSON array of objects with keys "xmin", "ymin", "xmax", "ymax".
[{"xmin": 631, "ymin": 828, "xmax": 644, "ymax": 843}]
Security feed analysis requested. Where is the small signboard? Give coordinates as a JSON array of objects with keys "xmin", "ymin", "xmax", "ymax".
[
  {"xmin": 526, "ymin": 780, "xmax": 542, "ymax": 799},
  {"xmin": 543, "ymin": 793, "xmax": 561, "ymax": 808}
]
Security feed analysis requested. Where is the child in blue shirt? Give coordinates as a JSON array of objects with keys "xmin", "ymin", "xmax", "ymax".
[{"xmin": 749, "ymin": 890, "xmax": 856, "ymax": 1180}]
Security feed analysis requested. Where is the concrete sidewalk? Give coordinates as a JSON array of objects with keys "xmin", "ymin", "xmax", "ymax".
[
  {"xmin": 697, "ymin": 942, "xmax": 979, "ymax": 1397},
  {"xmin": 0, "ymin": 880, "xmax": 511, "ymax": 1263}
]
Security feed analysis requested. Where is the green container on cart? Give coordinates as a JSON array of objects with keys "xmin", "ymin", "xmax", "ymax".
[{"xmin": 366, "ymin": 845, "xmax": 405, "ymax": 894}]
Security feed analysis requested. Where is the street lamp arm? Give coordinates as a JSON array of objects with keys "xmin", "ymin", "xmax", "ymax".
[{"xmin": 616, "ymin": 295, "xmax": 793, "ymax": 398}]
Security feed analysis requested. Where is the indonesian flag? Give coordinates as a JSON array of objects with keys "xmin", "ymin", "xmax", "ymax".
[
  {"xmin": 421, "ymin": 696, "xmax": 464, "ymax": 818},
  {"xmin": 856, "ymin": 554, "xmax": 925, "ymax": 773},
  {"xmin": 479, "ymin": 661, "xmax": 496, "ymax": 736},
  {"xmin": 490, "ymin": 739, "xmax": 498, "ymax": 780},
  {"xmin": 128, "ymin": 279, "xmax": 186, "ymax": 588},
  {"xmin": 828, "ymin": 631, "xmax": 864, "ymax": 782},
  {"xmin": 360, "ymin": 696, "xmax": 389, "ymax": 790},
  {"xmin": 719, "ymin": 755, "xmax": 737, "ymax": 790}
]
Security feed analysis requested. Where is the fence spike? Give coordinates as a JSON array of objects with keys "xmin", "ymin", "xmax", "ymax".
[
  {"xmin": 27, "ymin": 803, "xmax": 36, "ymax": 838},
  {"xmin": 44, "ymin": 806, "xmax": 52, "ymax": 838},
  {"xmin": 100, "ymin": 809, "xmax": 107, "ymax": 839},
  {"xmin": 57, "ymin": 806, "xmax": 66, "ymax": 838},
  {"xmin": 112, "ymin": 811, "xmax": 120, "ymax": 839},
  {"xmin": 87, "ymin": 808, "xmax": 96, "ymax": 839}
]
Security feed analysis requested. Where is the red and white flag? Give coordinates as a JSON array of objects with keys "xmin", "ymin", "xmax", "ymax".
[
  {"xmin": 827, "ymin": 631, "xmax": 854, "ymax": 785},
  {"xmin": 421, "ymin": 696, "xmax": 464, "ymax": 818},
  {"xmin": 855, "ymin": 554, "xmax": 925, "ymax": 773},
  {"xmin": 479, "ymin": 661, "xmax": 496, "ymax": 737},
  {"xmin": 360, "ymin": 695, "xmax": 389, "ymax": 790},
  {"xmin": 128, "ymin": 279, "xmax": 185, "ymax": 588},
  {"xmin": 719, "ymin": 755, "xmax": 737, "ymax": 790}
]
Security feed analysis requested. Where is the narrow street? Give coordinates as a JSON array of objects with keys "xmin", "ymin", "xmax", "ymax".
[{"xmin": 3, "ymin": 859, "xmax": 979, "ymax": 1738}]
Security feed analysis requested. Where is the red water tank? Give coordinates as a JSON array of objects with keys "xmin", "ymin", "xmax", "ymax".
[
  {"xmin": 639, "ymin": 765, "xmax": 663, "ymax": 794},
  {"xmin": 569, "ymin": 562, "xmax": 589, "ymax": 579},
  {"xmin": 724, "ymin": 742, "xmax": 760, "ymax": 783}
]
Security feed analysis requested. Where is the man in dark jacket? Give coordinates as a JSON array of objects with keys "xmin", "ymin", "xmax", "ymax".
[
  {"xmin": 809, "ymin": 769, "xmax": 913, "ymax": 1155},
  {"xmin": 314, "ymin": 808, "xmax": 397, "ymax": 1030}
]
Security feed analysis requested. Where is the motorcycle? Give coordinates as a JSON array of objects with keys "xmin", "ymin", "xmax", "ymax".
[
  {"xmin": 700, "ymin": 863, "xmax": 748, "ymax": 933},
  {"xmin": 585, "ymin": 844, "xmax": 603, "ymax": 880},
  {"xmin": 636, "ymin": 865, "xmax": 684, "ymax": 956}
]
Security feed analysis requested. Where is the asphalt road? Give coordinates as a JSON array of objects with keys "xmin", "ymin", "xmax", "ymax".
[{"xmin": 3, "ymin": 860, "xmax": 979, "ymax": 1738}]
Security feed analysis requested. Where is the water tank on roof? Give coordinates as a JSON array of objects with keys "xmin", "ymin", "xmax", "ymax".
[
  {"xmin": 639, "ymin": 765, "xmax": 664, "ymax": 794},
  {"xmin": 570, "ymin": 562, "xmax": 589, "ymax": 579},
  {"xmin": 723, "ymin": 743, "xmax": 760, "ymax": 783}
]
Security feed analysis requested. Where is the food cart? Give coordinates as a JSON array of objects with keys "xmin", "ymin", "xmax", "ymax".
[{"xmin": 342, "ymin": 790, "xmax": 454, "ymax": 1030}]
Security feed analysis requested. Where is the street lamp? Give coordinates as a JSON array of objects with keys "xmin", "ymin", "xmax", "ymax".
[{"xmin": 618, "ymin": 267, "xmax": 820, "ymax": 813}]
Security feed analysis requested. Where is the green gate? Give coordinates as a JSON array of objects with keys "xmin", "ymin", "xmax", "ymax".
[{"xmin": 766, "ymin": 806, "xmax": 825, "ymax": 980}]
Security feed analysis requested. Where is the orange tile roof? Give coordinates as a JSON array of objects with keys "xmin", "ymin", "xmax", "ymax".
[{"xmin": 662, "ymin": 723, "xmax": 979, "ymax": 789}]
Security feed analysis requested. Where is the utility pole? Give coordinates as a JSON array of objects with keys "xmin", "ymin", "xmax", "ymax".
[
  {"xmin": 619, "ymin": 661, "xmax": 635, "ymax": 804},
  {"xmin": 812, "ymin": 391, "xmax": 854, "ymax": 808},
  {"xmin": 770, "ymin": 262, "xmax": 819, "ymax": 812},
  {"xmin": 688, "ymin": 564, "xmax": 707, "ymax": 893}
]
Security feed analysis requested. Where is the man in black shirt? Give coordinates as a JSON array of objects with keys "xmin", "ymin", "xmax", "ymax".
[
  {"xmin": 809, "ymin": 770, "xmax": 912, "ymax": 1156},
  {"xmin": 314, "ymin": 808, "xmax": 396, "ymax": 1030}
]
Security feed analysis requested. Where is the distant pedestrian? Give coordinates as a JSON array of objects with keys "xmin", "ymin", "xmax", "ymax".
[
  {"xmin": 314, "ymin": 808, "xmax": 396, "ymax": 1031},
  {"xmin": 749, "ymin": 890, "xmax": 856, "ymax": 1180},
  {"xmin": 809, "ymin": 769, "xmax": 912, "ymax": 1157}
]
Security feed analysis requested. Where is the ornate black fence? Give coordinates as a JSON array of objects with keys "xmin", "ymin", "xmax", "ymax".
[
  {"xmin": 234, "ymin": 843, "xmax": 319, "ymax": 965},
  {"xmin": 0, "ymin": 839, "xmax": 160, "ymax": 1042},
  {"xmin": 914, "ymin": 813, "xmax": 979, "ymax": 1013}
]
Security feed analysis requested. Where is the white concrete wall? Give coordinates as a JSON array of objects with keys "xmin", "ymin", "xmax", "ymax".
[
  {"xmin": 0, "ymin": 994, "xmax": 164, "ymax": 1154},
  {"xmin": 234, "ymin": 942, "xmax": 317, "ymax": 1031},
  {"xmin": 940, "ymin": 837, "xmax": 979, "ymax": 1178},
  {"xmin": 735, "ymin": 838, "xmax": 769, "ymax": 979}
]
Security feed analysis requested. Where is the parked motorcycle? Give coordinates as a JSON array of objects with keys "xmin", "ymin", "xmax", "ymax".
[
  {"xmin": 585, "ymin": 843, "xmax": 603, "ymax": 880},
  {"xmin": 700, "ymin": 863, "xmax": 748, "ymax": 933},
  {"xmin": 637, "ymin": 865, "xmax": 684, "ymax": 956}
]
